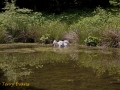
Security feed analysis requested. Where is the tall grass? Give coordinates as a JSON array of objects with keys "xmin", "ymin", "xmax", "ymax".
[{"xmin": 0, "ymin": 1, "xmax": 120, "ymax": 44}]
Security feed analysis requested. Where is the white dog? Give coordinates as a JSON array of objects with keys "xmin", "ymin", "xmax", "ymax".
[
  {"xmin": 53, "ymin": 40, "xmax": 69, "ymax": 48},
  {"xmin": 63, "ymin": 40, "xmax": 69, "ymax": 48}
]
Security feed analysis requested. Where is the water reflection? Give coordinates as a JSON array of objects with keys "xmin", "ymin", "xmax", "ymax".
[
  {"xmin": 0, "ymin": 46, "xmax": 120, "ymax": 90},
  {"xmin": 78, "ymin": 48, "xmax": 120, "ymax": 78}
]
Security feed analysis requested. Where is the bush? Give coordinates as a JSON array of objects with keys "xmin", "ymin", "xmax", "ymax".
[
  {"xmin": 84, "ymin": 36, "xmax": 100, "ymax": 46},
  {"xmin": 39, "ymin": 34, "xmax": 51, "ymax": 44},
  {"xmin": 101, "ymin": 30, "xmax": 120, "ymax": 48},
  {"xmin": 0, "ymin": 1, "xmax": 120, "ymax": 46},
  {"xmin": 61, "ymin": 29, "xmax": 79, "ymax": 43}
]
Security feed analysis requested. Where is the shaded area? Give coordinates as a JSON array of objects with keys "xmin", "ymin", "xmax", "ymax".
[
  {"xmin": 0, "ymin": 85, "xmax": 46, "ymax": 90},
  {"xmin": 0, "ymin": 0, "xmax": 110, "ymax": 13},
  {"xmin": 13, "ymin": 61, "xmax": 120, "ymax": 90}
]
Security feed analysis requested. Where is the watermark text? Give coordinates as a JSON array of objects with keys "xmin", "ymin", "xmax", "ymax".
[{"xmin": 0, "ymin": 82, "xmax": 30, "ymax": 87}]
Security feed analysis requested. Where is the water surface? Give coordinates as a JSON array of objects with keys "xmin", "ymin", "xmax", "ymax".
[{"xmin": 0, "ymin": 45, "xmax": 120, "ymax": 90}]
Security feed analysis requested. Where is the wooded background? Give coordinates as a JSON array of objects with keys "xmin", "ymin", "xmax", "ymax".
[{"xmin": 0, "ymin": 0, "xmax": 112, "ymax": 13}]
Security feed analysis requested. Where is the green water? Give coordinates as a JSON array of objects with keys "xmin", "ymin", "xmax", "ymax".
[{"xmin": 0, "ymin": 46, "xmax": 120, "ymax": 90}]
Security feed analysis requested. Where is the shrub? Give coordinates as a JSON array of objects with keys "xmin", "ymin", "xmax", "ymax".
[
  {"xmin": 0, "ymin": 1, "xmax": 120, "ymax": 45},
  {"xmin": 84, "ymin": 36, "xmax": 100, "ymax": 46},
  {"xmin": 101, "ymin": 30, "xmax": 120, "ymax": 48},
  {"xmin": 61, "ymin": 29, "xmax": 79, "ymax": 43},
  {"xmin": 39, "ymin": 34, "xmax": 51, "ymax": 44}
]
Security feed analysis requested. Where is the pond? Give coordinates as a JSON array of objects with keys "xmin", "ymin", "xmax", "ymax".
[{"xmin": 0, "ymin": 44, "xmax": 120, "ymax": 90}]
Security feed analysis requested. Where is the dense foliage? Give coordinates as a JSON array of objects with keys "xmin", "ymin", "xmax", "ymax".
[
  {"xmin": 0, "ymin": 0, "xmax": 120, "ymax": 48},
  {"xmin": 0, "ymin": 0, "xmax": 110, "ymax": 13}
]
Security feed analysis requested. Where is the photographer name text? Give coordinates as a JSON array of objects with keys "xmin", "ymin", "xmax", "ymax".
[{"xmin": 1, "ymin": 82, "xmax": 30, "ymax": 87}]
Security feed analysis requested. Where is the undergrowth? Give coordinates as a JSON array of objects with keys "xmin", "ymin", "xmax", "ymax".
[{"xmin": 0, "ymin": 0, "xmax": 120, "ymax": 46}]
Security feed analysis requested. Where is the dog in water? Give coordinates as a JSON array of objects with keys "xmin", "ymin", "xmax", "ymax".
[{"xmin": 53, "ymin": 40, "xmax": 69, "ymax": 48}]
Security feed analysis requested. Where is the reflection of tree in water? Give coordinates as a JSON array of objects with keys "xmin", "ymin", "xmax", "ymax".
[
  {"xmin": 0, "ymin": 51, "xmax": 71, "ymax": 83},
  {"xmin": 77, "ymin": 51, "xmax": 120, "ymax": 81},
  {"xmin": 69, "ymin": 53, "xmax": 78, "ymax": 61},
  {"xmin": 0, "ymin": 47, "xmax": 120, "ymax": 89},
  {"xmin": 111, "ymin": 48, "xmax": 120, "ymax": 60},
  {"xmin": 53, "ymin": 45, "xmax": 120, "ymax": 78},
  {"xmin": 0, "ymin": 54, "xmax": 32, "ymax": 83}
]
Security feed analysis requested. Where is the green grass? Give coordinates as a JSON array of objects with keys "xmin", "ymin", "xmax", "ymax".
[{"xmin": 0, "ymin": 2, "xmax": 120, "ymax": 44}]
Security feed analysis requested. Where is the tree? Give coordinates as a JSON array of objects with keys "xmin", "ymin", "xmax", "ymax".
[{"xmin": 0, "ymin": 0, "xmax": 111, "ymax": 13}]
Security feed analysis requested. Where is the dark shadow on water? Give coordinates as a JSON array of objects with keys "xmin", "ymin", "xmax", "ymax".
[
  {"xmin": 0, "ymin": 61, "xmax": 120, "ymax": 90},
  {"xmin": 19, "ymin": 61, "xmax": 120, "ymax": 90},
  {"xmin": 0, "ymin": 69, "xmax": 46, "ymax": 90},
  {"xmin": 0, "ymin": 86, "xmax": 46, "ymax": 90}
]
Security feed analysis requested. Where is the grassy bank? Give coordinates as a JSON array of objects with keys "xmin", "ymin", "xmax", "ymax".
[{"xmin": 0, "ymin": 2, "xmax": 120, "ymax": 45}]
